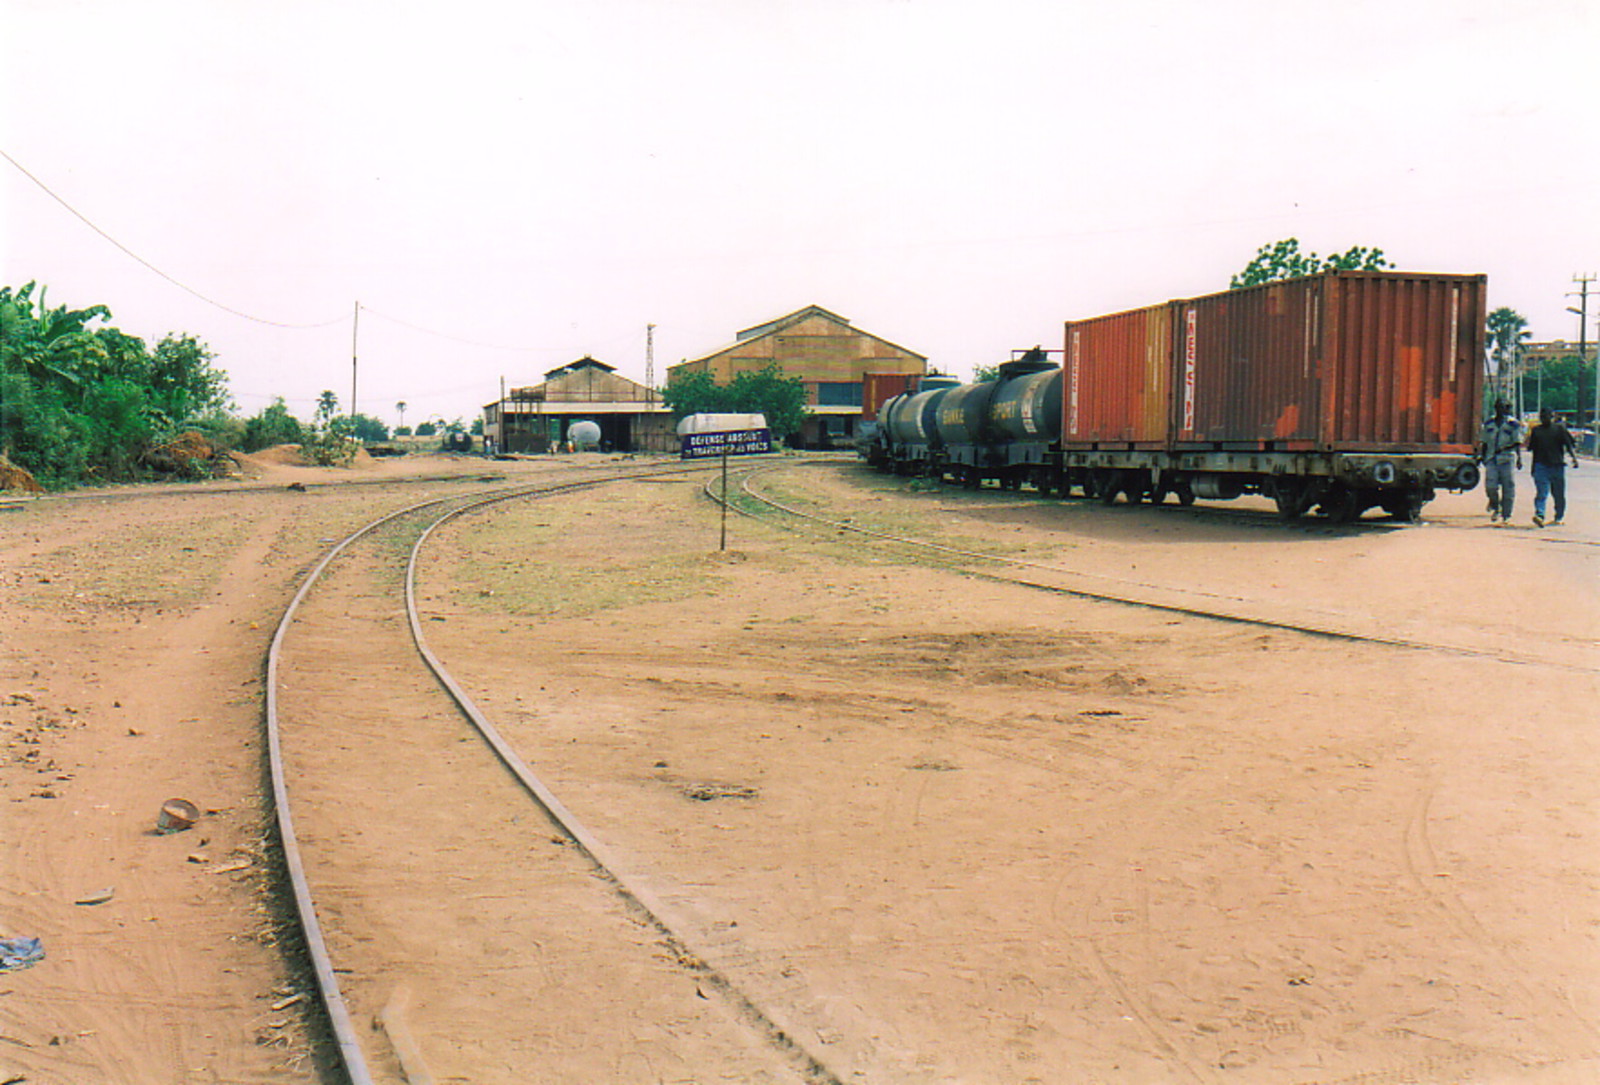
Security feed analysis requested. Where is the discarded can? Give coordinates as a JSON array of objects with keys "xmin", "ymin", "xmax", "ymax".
[{"xmin": 157, "ymin": 798, "xmax": 199, "ymax": 833}]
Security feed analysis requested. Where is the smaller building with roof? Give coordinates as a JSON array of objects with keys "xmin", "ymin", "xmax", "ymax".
[{"xmin": 483, "ymin": 356, "xmax": 674, "ymax": 454}]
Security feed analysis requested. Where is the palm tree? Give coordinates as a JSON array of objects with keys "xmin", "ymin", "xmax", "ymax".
[
  {"xmin": 395, "ymin": 400, "xmax": 407, "ymax": 433},
  {"xmin": 315, "ymin": 390, "xmax": 339, "ymax": 427},
  {"xmin": 1485, "ymin": 307, "xmax": 1530, "ymax": 412}
]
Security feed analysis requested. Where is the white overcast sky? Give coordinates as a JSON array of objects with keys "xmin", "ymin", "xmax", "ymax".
[{"xmin": 3, "ymin": 0, "xmax": 1597, "ymax": 426}]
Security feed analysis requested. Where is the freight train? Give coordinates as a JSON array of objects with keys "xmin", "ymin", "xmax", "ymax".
[{"xmin": 861, "ymin": 271, "xmax": 1485, "ymax": 521}]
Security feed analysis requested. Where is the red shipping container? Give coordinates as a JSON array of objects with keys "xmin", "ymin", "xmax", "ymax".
[
  {"xmin": 862, "ymin": 372, "xmax": 919, "ymax": 419},
  {"xmin": 1061, "ymin": 272, "xmax": 1485, "ymax": 455},
  {"xmin": 1063, "ymin": 304, "xmax": 1172, "ymax": 446},
  {"xmin": 1173, "ymin": 272, "xmax": 1483, "ymax": 451}
]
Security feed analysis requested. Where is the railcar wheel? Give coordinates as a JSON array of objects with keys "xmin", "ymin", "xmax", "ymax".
[
  {"xmin": 1270, "ymin": 477, "xmax": 1315, "ymax": 521},
  {"xmin": 1121, "ymin": 470, "xmax": 1149, "ymax": 504},
  {"xmin": 1093, "ymin": 469, "xmax": 1120, "ymax": 505},
  {"xmin": 1382, "ymin": 491, "xmax": 1428, "ymax": 522},
  {"xmin": 1317, "ymin": 484, "xmax": 1364, "ymax": 523}
]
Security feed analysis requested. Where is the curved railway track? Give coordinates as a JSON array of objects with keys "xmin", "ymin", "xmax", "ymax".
[
  {"xmin": 715, "ymin": 459, "xmax": 1600, "ymax": 675},
  {"xmin": 265, "ymin": 462, "xmax": 840, "ymax": 1084},
  {"xmin": 251, "ymin": 453, "xmax": 1596, "ymax": 1082}
]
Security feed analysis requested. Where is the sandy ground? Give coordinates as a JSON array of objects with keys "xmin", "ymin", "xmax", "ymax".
[{"xmin": 0, "ymin": 449, "xmax": 1596, "ymax": 1083}]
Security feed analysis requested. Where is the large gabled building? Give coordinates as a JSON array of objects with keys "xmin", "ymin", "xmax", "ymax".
[
  {"xmin": 668, "ymin": 305, "xmax": 927, "ymax": 447},
  {"xmin": 483, "ymin": 356, "xmax": 674, "ymax": 454}
]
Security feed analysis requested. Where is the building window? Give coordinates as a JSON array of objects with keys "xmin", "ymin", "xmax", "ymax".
[{"xmin": 817, "ymin": 381, "xmax": 863, "ymax": 407}]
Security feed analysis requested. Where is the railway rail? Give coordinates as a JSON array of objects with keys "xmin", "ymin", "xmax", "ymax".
[
  {"xmin": 265, "ymin": 461, "xmax": 840, "ymax": 1084},
  {"xmin": 713, "ymin": 459, "xmax": 1599, "ymax": 676}
]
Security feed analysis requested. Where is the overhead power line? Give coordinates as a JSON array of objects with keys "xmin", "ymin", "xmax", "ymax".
[
  {"xmin": 357, "ymin": 304, "xmax": 597, "ymax": 353},
  {"xmin": 1, "ymin": 146, "xmax": 345, "ymax": 329},
  {"xmin": 5, "ymin": 148, "xmax": 642, "ymax": 365}
]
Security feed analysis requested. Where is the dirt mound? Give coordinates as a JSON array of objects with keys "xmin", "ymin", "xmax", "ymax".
[
  {"xmin": 0, "ymin": 457, "xmax": 44, "ymax": 493},
  {"xmin": 141, "ymin": 431, "xmax": 239, "ymax": 479},
  {"xmin": 243, "ymin": 444, "xmax": 308, "ymax": 467}
]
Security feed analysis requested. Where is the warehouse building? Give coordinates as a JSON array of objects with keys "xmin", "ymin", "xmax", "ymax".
[
  {"xmin": 483, "ymin": 356, "xmax": 675, "ymax": 454},
  {"xmin": 669, "ymin": 305, "xmax": 927, "ymax": 447}
]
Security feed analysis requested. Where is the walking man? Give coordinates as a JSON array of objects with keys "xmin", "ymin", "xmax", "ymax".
[
  {"xmin": 1526, "ymin": 407, "xmax": 1580, "ymax": 527},
  {"xmin": 1477, "ymin": 398, "xmax": 1522, "ymax": 524}
]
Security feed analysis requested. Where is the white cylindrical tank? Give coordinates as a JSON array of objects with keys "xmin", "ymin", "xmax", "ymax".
[
  {"xmin": 676, "ymin": 413, "xmax": 768, "ymax": 436},
  {"xmin": 568, "ymin": 420, "xmax": 602, "ymax": 449}
]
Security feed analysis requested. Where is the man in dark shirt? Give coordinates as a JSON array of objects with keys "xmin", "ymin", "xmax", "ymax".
[{"xmin": 1526, "ymin": 407, "xmax": 1580, "ymax": 526}]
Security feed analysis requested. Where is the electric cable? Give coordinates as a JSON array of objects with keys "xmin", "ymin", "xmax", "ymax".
[{"xmin": 1, "ymin": 147, "xmax": 346, "ymax": 329}]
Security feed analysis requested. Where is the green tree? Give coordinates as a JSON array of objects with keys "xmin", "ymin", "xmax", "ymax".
[
  {"xmin": 1, "ymin": 282, "xmax": 241, "ymax": 488},
  {"xmin": 1230, "ymin": 238, "xmax": 1392, "ymax": 289},
  {"xmin": 0, "ymin": 282, "xmax": 111, "ymax": 395},
  {"xmin": 660, "ymin": 370, "xmax": 727, "ymax": 416},
  {"xmin": 242, "ymin": 398, "xmax": 304, "ymax": 451},
  {"xmin": 302, "ymin": 390, "xmax": 355, "ymax": 466},
  {"xmin": 146, "ymin": 333, "xmax": 230, "ymax": 423},
  {"xmin": 726, "ymin": 366, "xmax": 809, "ymax": 438},
  {"xmin": 349, "ymin": 413, "xmax": 389, "ymax": 442},
  {"xmin": 1518, "ymin": 353, "xmax": 1595, "ymax": 415},
  {"xmin": 661, "ymin": 364, "xmax": 810, "ymax": 439}
]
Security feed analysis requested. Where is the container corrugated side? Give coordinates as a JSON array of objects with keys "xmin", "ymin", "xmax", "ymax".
[
  {"xmin": 862, "ymin": 372, "xmax": 917, "ymax": 419},
  {"xmin": 1175, "ymin": 279, "xmax": 1322, "ymax": 448},
  {"xmin": 1169, "ymin": 271, "xmax": 1484, "ymax": 451},
  {"xmin": 1062, "ymin": 305, "xmax": 1171, "ymax": 446},
  {"xmin": 1320, "ymin": 273, "xmax": 1484, "ymax": 451}
]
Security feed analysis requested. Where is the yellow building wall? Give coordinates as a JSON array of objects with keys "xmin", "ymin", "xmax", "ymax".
[{"xmin": 672, "ymin": 313, "xmax": 925, "ymax": 400}]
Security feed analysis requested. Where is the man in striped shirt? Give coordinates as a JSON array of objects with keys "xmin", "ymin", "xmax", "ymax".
[{"xmin": 1477, "ymin": 398, "xmax": 1523, "ymax": 524}]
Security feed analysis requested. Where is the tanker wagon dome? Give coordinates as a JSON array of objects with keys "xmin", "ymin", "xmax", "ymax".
[{"xmin": 567, "ymin": 420, "xmax": 602, "ymax": 449}]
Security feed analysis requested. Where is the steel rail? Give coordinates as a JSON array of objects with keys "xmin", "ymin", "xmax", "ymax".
[
  {"xmin": 710, "ymin": 462, "xmax": 1600, "ymax": 675},
  {"xmin": 265, "ymin": 460, "xmax": 843, "ymax": 1085},
  {"xmin": 404, "ymin": 488, "xmax": 845, "ymax": 1085},
  {"xmin": 263, "ymin": 463, "xmax": 704, "ymax": 1085}
]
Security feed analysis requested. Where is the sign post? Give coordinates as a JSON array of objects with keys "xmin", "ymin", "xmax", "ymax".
[
  {"xmin": 679, "ymin": 427, "xmax": 774, "ymax": 459},
  {"xmin": 719, "ymin": 446, "xmax": 729, "ymax": 552}
]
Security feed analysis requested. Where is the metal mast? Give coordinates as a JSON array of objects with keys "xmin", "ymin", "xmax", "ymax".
[
  {"xmin": 351, "ymin": 300, "xmax": 360, "ymax": 422},
  {"xmin": 1569, "ymin": 274, "xmax": 1597, "ymax": 433},
  {"xmin": 645, "ymin": 323, "xmax": 656, "ymax": 404}
]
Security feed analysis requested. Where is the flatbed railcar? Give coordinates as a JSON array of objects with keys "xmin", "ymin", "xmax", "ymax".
[{"xmin": 862, "ymin": 270, "xmax": 1485, "ymax": 521}]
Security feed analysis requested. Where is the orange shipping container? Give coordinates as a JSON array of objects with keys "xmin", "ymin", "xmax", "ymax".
[
  {"xmin": 1063, "ymin": 305, "xmax": 1172, "ymax": 446},
  {"xmin": 1062, "ymin": 271, "xmax": 1485, "ymax": 454},
  {"xmin": 1174, "ymin": 272, "xmax": 1484, "ymax": 451}
]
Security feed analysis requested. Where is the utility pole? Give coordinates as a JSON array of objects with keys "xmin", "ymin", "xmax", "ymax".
[
  {"xmin": 1567, "ymin": 274, "xmax": 1597, "ymax": 435},
  {"xmin": 645, "ymin": 323, "xmax": 656, "ymax": 405},
  {"xmin": 351, "ymin": 300, "xmax": 361, "ymax": 423}
]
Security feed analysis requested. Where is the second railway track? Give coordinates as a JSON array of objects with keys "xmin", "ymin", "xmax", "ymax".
[{"xmin": 718, "ymin": 458, "xmax": 1600, "ymax": 675}]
